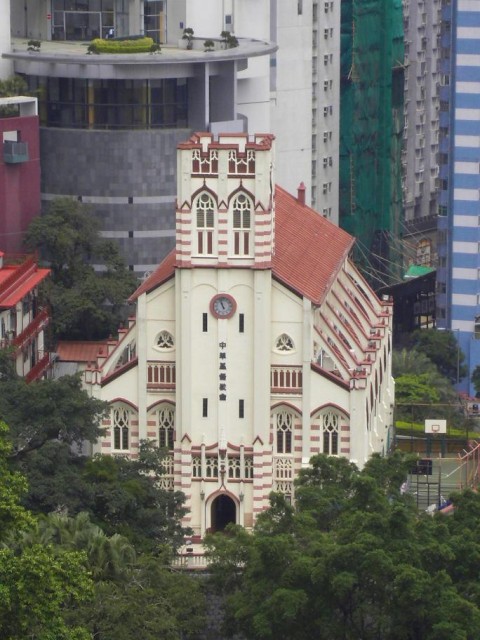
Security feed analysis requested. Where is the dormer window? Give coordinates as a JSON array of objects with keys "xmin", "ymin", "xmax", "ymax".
[{"xmin": 195, "ymin": 193, "xmax": 215, "ymax": 255}]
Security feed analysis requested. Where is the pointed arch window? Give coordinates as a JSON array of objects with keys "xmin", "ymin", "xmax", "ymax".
[
  {"xmin": 195, "ymin": 192, "xmax": 215, "ymax": 255},
  {"xmin": 276, "ymin": 410, "xmax": 293, "ymax": 454},
  {"xmin": 321, "ymin": 410, "xmax": 339, "ymax": 455},
  {"xmin": 158, "ymin": 405, "xmax": 175, "ymax": 450},
  {"xmin": 112, "ymin": 405, "xmax": 130, "ymax": 451},
  {"xmin": 232, "ymin": 193, "xmax": 252, "ymax": 256}
]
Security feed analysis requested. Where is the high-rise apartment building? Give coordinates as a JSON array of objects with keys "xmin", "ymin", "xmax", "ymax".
[
  {"xmin": 401, "ymin": 0, "xmax": 442, "ymax": 270},
  {"xmin": 339, "ymin": 0, "xmax": 404, "ymax": 286},
  {"xmin": 436, "ymin": 0, "xmax": 480, "ymax": 394}
]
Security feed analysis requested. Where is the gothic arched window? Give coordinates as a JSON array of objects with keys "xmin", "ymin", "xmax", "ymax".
[
  {"xmin": 158, "ymin": 405, "xmax": 174, "ymax": 450},
  {"xmin": 112, "ymin": 405, "xmax": 130, "ymax": 451},
  {"xmin": 232, "ymin": 193, "xmax": 252, "ymax": 256},
  {"xmin": 320, "ymin": 410, "xmax": 340, "ymax": 455},
  {"xmin": 195, "ymin": 192, "xmax": 215, "ymax": 255}
]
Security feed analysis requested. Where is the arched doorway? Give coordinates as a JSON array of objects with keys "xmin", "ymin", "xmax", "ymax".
[{"xmin": 210, "ymin": 494, "xmax": 236, "ymax": 533}]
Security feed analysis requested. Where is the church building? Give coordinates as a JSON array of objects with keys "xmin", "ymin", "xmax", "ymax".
[{"xmin": 83, "ymin": 132, "xmax": 394, "ymax": 539}]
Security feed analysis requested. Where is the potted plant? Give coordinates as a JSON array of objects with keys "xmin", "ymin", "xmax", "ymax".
[
  {"xmin": 182, "ymin": 27, "xmax": 194, "ymax": 50},
  {"xmin": 204, "ymin": 39, "xmax": 215, "ymax": 52}
]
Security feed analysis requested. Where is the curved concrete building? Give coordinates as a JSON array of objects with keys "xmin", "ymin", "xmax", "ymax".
[{"xmin": 3, "ymin": 0, "xmax": 275, "ymax": 275}]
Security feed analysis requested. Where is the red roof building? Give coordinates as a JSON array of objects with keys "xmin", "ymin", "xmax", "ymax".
[{"xmin": 0, "ymin": 251, "xmax": 51, "ymax": 381}]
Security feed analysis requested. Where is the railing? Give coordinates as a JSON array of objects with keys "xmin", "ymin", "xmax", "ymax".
[
  {"xmin": 13, "ymin": 307, "xmax": 49, "ymax": 349},
  {"xmin": 25, "ymin": 352, "xmax": 51, "ymax": 382},
  {"xmin": 147, "ymin": 361, "xmax": 176, "ymax": 389},
  {"xmin": 271, "ymin": 366, "xmax": 302, "ymax": 393},
  {"xmin": 172, "ymin": 553, "xmax": 210, "ymax": 570}
]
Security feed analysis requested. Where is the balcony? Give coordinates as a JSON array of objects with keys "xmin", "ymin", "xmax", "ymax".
[
  {"xmin": 25, "ymin": 352, "xmax": 52, "ymax": 382},
  {"xmin": 3, "ymin": 140, "xmax": 29, "ymax": 164},
  {"xmin": 13, "ymin": 307, "xmax": 49, "ymax": 349},
  {"xmin": 147, "ymin": 361, "xmax": 176, "ymax": 390},
  {"xmin": 271, "ymin": 366, "xmax": 303, "ymax": 394}
]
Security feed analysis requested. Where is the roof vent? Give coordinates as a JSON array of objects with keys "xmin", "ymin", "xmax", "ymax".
[{"xmin": 297, "ymin": 182, "xmax": 306, "ymax": 206}]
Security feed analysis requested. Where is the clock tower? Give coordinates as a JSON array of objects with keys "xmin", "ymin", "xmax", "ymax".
[{"xmin": 174, "ymin": 133, "xmax": 276, "ymax": 533}]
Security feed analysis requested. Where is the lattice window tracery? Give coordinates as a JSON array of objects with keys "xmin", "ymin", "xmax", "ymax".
[
  {"xmin": 192, "ymin": 149, "xmax": 218, "ymax": 174},
  {"xmin": 275, "ymin": 334, "xmax": 295, "ymax": 352},
  {"xmin": 244, "ymin": 457, "xmax": 253, "ymax": 479},
  {"xmin": 273, "ymin": 457, "xmax": 293, "ymax": 496},
  {"xmin": 205, "ymin": 456, "xmax": 219, "ymax": 478},
  {"xmin": 158, "ymin": 454, "xmax": 174, "ymax": 490},
  {"xmin": 228, "ymin": 149, "xmax": 255, "ymax": 174},
  {"xmin": 156, "ymin": 330, "xmax": 174, "ymax": 349},
  {"xmin": 228, "ymin": 457, "xmax": 241, "ymax": 479},
  {"xmin": 192, "ymin": 456, "xmax": 202, "ymax": 478}
]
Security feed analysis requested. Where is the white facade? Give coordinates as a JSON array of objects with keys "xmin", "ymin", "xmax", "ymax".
[
  {"xmin": 0, "ymin": 0, "xmax": 11, "ymax": 78},
  {"xmin": 83, "ymin": 133, "xmax": 394, "ymax": 539}
]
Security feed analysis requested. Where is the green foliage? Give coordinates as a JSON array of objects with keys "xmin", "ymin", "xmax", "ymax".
[
  {"xmin": 471, "ymin": 365, "xmax": 480, "ymax": 396},
  {"xmin": 182, "ymin": 28, "xmax": 194, "ymax": 49},
  {"xmin": 408, "ymin": 329, "xmax": 467, "ymax": 384},
  {"xmin": 24, "ymin": 197, "xmax": 137, "ymax": 340},
  {"xmin": 204, "ymin": 39, "xmax": 215, "ymax": 52},
  {"xmin": 205, "ymin": 454, "xmax": 480, "ymax": 639},
  {"xmin": 0, "ymin": 422, "xmax": 93, "ymax": 640},
  {"xmin": 18, "ymin": 511, "xmax": 205, "ymax": 639},
  {"xmin": 0, "ymin": 76, "xmax": 29, "ymax": 117},
  {"xmin": 88, "ymin": 37, "xmax": 155, "ymax": 54},
  {"xmin": 16, "ymin": 439, "xmax": 188, "ymax": 553},
  {"xmin": 393, "ymin": 347, "xmax": 462, "ymax": 424},
  {"xmin": 0, "ymin": 373, "xmax": 107, "ymax": 460},
  {"xmin": 27, "ymin": 39, "xmax": 41, "ymax": 51}
]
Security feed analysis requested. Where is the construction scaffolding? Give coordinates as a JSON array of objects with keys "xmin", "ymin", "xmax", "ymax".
[{"xmin": 339, "ymin": 0, "xmax": 404, "ymax": 287}]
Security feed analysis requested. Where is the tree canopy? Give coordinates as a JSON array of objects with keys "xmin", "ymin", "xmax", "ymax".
[
  {"xmin": 0, "ymin": 422, "xmax": 93, "ymax": 640},
  {"xmin": 24, "ymin": 197, "xmax": 137, "ymax": 340},
  {"xmin": 393, "ymin": 347, "xmax": 463, "ymax": 425},
  {"xmin": 205, "ymin": 454, "xmax": 480, "ymax": 640},
  {"xmin": 407, "ymin": 329, "xmax": 467, "ymax": 384}
]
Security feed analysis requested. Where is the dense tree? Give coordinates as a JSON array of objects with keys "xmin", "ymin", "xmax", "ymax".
[
  {"xmin": 0, "ymin": 422, "xmax": 93, "ymax": 640},
  {"xmin": 0, "ymin": 368, "xmax": 107, "ymax": 460},
  {"xmin": 407, "ymin": 329, "xmax": 467, "ymax": 384},
  {"xmin": 471, "ymin": 365, "xmax": 480, "ymax": 397},
  {"xmin": 205, "ymin": 454, "xmax": 480, "ymax": 640},
  {"xmin": 393, "ymin": 347, "xmax": 462, "ymax": 425},
  {"xmin": 21, "ymin": 511, "xmax": 205, "ymax": 640},
  {"xmin": 24, "ymin": 197, "xmax": 137, "ymax": 340}
]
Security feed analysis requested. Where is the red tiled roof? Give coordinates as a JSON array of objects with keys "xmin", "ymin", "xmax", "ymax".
[
  {"xmin": 128, "ymin": 186, "xmax": 354, "ymax": 304},
  {"xmin": 0, "ymin": 267, "xmax": 50, "ymax": 308},
  {"xmin": 129, "ymin": 249, "xmax": 176, "ymax": 301},
  {"xmin": 273, "ymin": 186, "xmax": 354, "ymax": 304},
  {"xmin": 56, "ymin": 340, "xmax": 107, "ymax": 363}
]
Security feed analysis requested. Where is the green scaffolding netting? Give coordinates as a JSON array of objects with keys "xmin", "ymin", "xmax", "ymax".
[{"xmin": 339, "ymin": 0, "xmax": 404, "ymax": 286}]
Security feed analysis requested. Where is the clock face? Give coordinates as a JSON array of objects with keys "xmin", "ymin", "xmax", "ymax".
[{"xmin": 211, "ymin": 294, "xmax": 236, "ymax": 319}]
